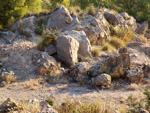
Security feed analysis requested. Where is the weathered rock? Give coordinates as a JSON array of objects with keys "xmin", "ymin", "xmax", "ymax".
[
  {"xmin": 120, "ymin": 12, "xmax": 137, "ymax": 30},
  {"xmin": 59, "ymin": 30, "xmax": 92, "ymax": 61},
  {"xmin": 104, "ymin": 11, "xmax": 119, "ymax": 26},
  {"xmin": 0, "ymin": 98, "xmax": 23, "ymax": 113},
  {"xmin": 89, "ymin": 47, "xmax": 131, "ymax": 77},
  {"xmin": 120, "ymin": 12, "xmax": 130, "ymax": 20},
  {"xmin": 45, "ymin": 45, "xmax": 57, "ymax": 55},
  {"xmin": 0, "ymin": 31, "xmax": 16, "ymax": 44},
  {"xmin": 75, "ymin": 62, "xmax": 90, "ymax": 75},
  {"xmin": 46, "ymin": 5, "xmax": 73, "ymax": 30},
  {"xmin": 94, "ymin": 11, "xmax": 110, "ymax": 32},
  {"xmin": 81, "ymin": 15, "xmax": 109, "ymax": 45},
  {"xmin": 136, "ymin": 21, "xmax": 148, "ymax": 35},
  {"xmin": 32, "ymin": 52, "xmax": 58, "ymax": 75},
  {"xmin": 145, "ymin": 30, "xmax": 150, "ymax": 39},
  {"xmin": 74, "ymin": 73, "xmax": 89, "ymax": 84},
  {"xmin": 40, "ymin": 101, "xmax": 58, "ymax": 113},
  {"xmin": 127, "ymin": 66, "xmax": 144, "ymax": 83},
  {"xmin": 116, "ymin": 14, "xmax": 125, "ymax": 24},
  {"xmin": 12, "ymin": 16, "xmax": 36, "ymax": 36},
  {"xmin": 143, "ymin": 64, "xmax": 150, "ymax": 78},
  {"xmin": 92, "ymin": 73, "xmax": 111, "ymax": 86},
  {"xmin": 56, "ymin": 34, "xmax": 79, "ymax": 66},
  {"xmin": 127, "ymin": 42, "xmax": 144, "ymax": 48}
]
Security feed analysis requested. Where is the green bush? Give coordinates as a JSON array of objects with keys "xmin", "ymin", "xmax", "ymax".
[
  {"xmin": 46, "ymin": 98, "xmax": 54, "ymax": 106},
  {"xmin": 37, "ymin": 30, "xmax": 58, "ymax": 51},
  {"xmin": 86, "ymin": 4, "xmax": 96, "ymax": 16}
]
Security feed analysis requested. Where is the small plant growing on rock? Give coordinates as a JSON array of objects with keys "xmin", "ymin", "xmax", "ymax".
[
  {"xmin": 110, "ymin": 37, "xmax": 125, "ymax": 49},
  {"xmin": 87, "ymin": 4, "xmax": 96, "ymax": 16},
  {"xmin": 37, "ymin": 30, "xmax": 58, "ymax": 51},
  {"xmin": 35, "ymin": 16, "xmax": 46, "ymax": 35},
  {"xmin": 46, "ymin": 98, "xmax": 54, "ymax": 106}
]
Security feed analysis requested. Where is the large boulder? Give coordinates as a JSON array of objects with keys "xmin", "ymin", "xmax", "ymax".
[
  {"xmin": 120, "ymin": 12, "xmax": 137, "ymax": 30},
  {"xmin": 32, "ymin": 52, "xmax": 58, "ymax": 76},
  {"xmin": 0, "ymin": 31, "xmax": 16, "ymax": 44},
  {"xmin": 60, "ymin": 30, "xmax": 92, "ymax": 60},
  {"xmin": 127, "ymin": 66, "xmax": 144, "ymax": 83},
  {"xmin": 81, "ymin": 15, "xmax": 109, "ymax": 45},
  {"xmin": 143, "ymin": 64, "xmax": 150, "ymax": 78},
  {"xmin": 57, "ymin": 30, "xmax": 92, "ymax": 66},
  {"xmin": 12, "ymin": 16, "xmax": 36, "ymax": 37},
  {"xmin": 104, "ymin": 11, "xmax": 119, "ymax": 26},
  {"xmin": 46, "ymin": 5, "xmax": 73, "ymax": 30},
  {"xmin": 56, "ymin": 33, "xmax": 79, "ymax": 66},
  {"xmin": 0, "ymin": 98, "xmax": 24, "ymax": 113},
  {"xmin": 92, "ymin": 73, "xmax": 111, "ymax": 87}
]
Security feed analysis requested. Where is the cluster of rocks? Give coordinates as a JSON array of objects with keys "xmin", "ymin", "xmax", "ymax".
[
  {"xmin": 0, "ymin": 98, "xmax": 58, "ymax": 113},
  {"xmin": 0, "ymin": 5, "xmax": 150, "ymax": 88}
]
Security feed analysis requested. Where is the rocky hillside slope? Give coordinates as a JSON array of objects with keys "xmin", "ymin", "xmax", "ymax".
[{"xmin": 0, "ymin": 5, "xmax": 150, "ymax": 113}]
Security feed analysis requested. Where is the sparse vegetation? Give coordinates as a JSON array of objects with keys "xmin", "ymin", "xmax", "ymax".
[
  {"xmin": 55, "ymin": 99, "xmax": 116, "ymax": 113},
  {"xmin": 46, "ymin": 98, "xmax": 54, "ymax": 106},
  {"xmin": 35, "ymin": 16, "xmax": 46, "ymax": 35},
  {"xmin": 92, "ymin": 46, "xmax": 101, "ymax": 57},
  {"xmin": 0, "ymin": 71, "xmax": 16, "ymax": 84},
  {"xmin": 144, "ymin": 89, "xmax": 150, "ymax": 111},
  {"xmin": 86, "ymin": 4, "xmax": 96, "ymax": 16},
  {"xmin": 110, "ymin": 37, "xmax": 125, "ymax": 49},
  {"xmin": 37, "ymin": 30, "xmax": 58, "ymax": 51},
  {"xmin": 102, "ymin": 42, "xmax": 115, "ymax": 51}
]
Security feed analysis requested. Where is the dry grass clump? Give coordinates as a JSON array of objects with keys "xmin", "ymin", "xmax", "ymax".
[
  {"xmin": 102, "ymin": 42, "xmax": 115, "ymax": 51},
  {"xmin": 0, "ymin": 24, "xmax": 3, "ymax": 30},
  {"xmin": 0, "ymin": 71, "xmax": 16, "ymax": 84},
  {"xmin": 126, "ymin": 83, "xmax": 139, "ymax": 90},
  {"xmin": 23, "ymin": 100, "xmax": 40, "ymax": 113},
  {"xmin": 140, "ymin": 35, "xmax": 147, "ymax": 43},
  {"xmin": 23, "ymin": 79, "xmax": 41, "ymax": 90},
  {"xmin": 37, "ymin": 30, "xmax": 58, "ymax": 51},
  {"xmin": 92, "ymin": 46, "xmax": 101, "ymax": 57},
  {"xmin": 55, "ymin": 99, "xmax": 117, "ymax": 113},
  {"xmin": 110, "ymin": 36, "xmax": 126, "ymax": 49}
]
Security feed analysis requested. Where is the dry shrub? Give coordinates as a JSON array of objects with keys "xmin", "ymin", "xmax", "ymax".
[
  {"xmin": 140, "ymin": 35, "xmax": 147, "ymax": 43},
  {"xmin": 1, "ymin": 71, "xmax": 16, "ymax": 84},
  {"xmin": 102, "ymin": 42, "xmax": 115, "ymax": 51},
  {"xmin": 110, "ymin": 37, "xmax": 126, "ymax": 49},
  {"xmin": 23, "ymin": 79, "xmax": 41, "ymax": 90},
  {"xmin": 126, "ymin": 83, "xmax": 139, "ymax": 90},
  {"xmin": 23, "ymin": 101, "xmax": 40, "ymax": 113},
  {"xmin": 55, "ymin": 99, "xmax": 117, "ymax": 113},
  {"xmin": 92, "ymin": 46, "xmax": 101, "ymax": 57}
]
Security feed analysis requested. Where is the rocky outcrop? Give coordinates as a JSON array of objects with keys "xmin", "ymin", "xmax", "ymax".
[
  {"xmin": 0, "ymin": 31, "xmax": 16, "ymax": 44},
  {"xmin": 57, "ymin": 30, "xmax": 92, "ymax": 66},
  {"xmin": 104, "ymin": 11, "xmax": 119, "ymax": 26},
  {"xmin": 136, "ymin": 21, "xmax": 148, "ymax": 35},
  {"xmin": 12, "ymin": 16, "xmax": 36, "ymax": 37},
  {"xmin": 32, "ymin": 52, "xmax": 58, "ymax": 76},
  {"xmin": 0, "ymin": 98, "xmax": 23, "ymax": 113},
  {"xmin": 89, "ymin": 47, "xmax": 131, "ymax": 77},
  {"xmin": 92, "ymin": 73, "xmax": 111, "ymax": 87},
  {"xmin": 46, "ymin": 5, "xmax": 73, "ymax": 30},
  {"xmin": 120, "ymin": 12, "xmax": 137, "ymax": 30},
  {"xmin": 81, "ymin": 15, "xmax": 109, "ymax": 45}
]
